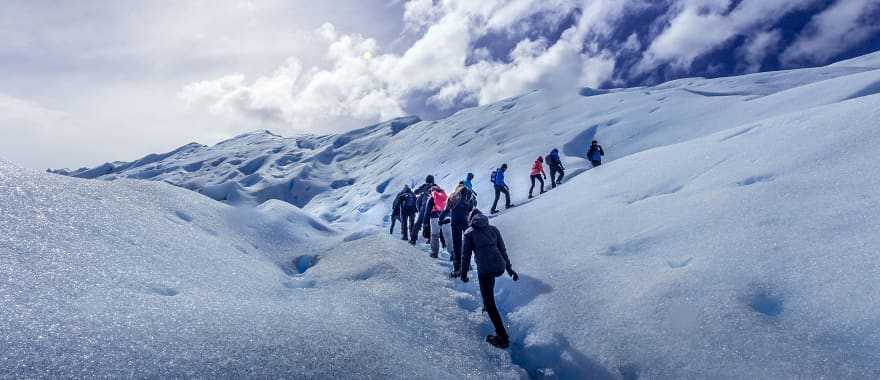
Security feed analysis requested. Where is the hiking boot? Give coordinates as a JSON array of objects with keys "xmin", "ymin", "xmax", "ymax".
[
  {"xmin": 490, "ymin": 209, "xmax": 499, "ymax": 214},
  {"xmin": 528, "ymin": 194, "xmax": 533, "ymax": 199},
  {"xmin": 486, "ymin": 335, "xmax": 510, "ymax": 349},
  {"xmin": 449, "ymin": 270, "xmax": 460, "ymax": 278},
  {"xmin": 429, "ymin": 253, "xmax": 438, "ymax": 258}
]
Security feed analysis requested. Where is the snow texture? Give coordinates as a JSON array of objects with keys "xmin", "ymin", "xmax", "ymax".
[{"xmin": 13, "ymin": 50, "xmax": 880, "ymax": 377}]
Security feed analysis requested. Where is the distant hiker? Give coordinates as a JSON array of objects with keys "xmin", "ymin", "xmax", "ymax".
[
  {"xmin": 390, "ymin": 191, "xmax": 402, "ymax": 235},
  {"xmin": 411, "ymin": 175, "xmax": 435, "ymax": 245},
  {"xmin": 426, "ymin": 185, "xmax": 453, "ymax": 258},
  {"xmin": 588, "ymin": 140, "xmax": 605, "ymax": 167},
  {"xmin": 546, "ymin": 148, "xmax": 564, "ymax": 188},
  {"xmin": 490, "ymin": 164, "xmax": 512, "ymax": 213},
  {"xmin": 529, "ymin": 156, "xmax": 546, "ymax": 199},
  {"xmin": 460, "ymin": 209, "xmax": 519, "ymax": 349},
  {"xmin": 463, "ymin": 172, "xmax": 475, "ymax": 191},
  {"xmin": 395, "ymin": 185, "xmax": 418, "ymax": 241},
  {"xmin": 443, "ymin": 183, "xmax": 477, "ymax": 277}
]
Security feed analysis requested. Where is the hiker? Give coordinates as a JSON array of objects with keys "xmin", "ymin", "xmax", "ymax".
[
  {"xmin": 443, "ymin": 183, "xmax": 477, "ymax": 277},
  {"xmin": 390, "ymin": 191, "xmax": 401, "ymax": 235},
  {"xmin": 490, "ymin": 164, "xmax": 512, "ymax": 213},
  {"xmin": 529, "ymin": 156, "xmax": 546, "ymax": 199},
  {"xmin": 411, "ymin": 175, "xmax": 435, "ymax": 245},
  {"xmin": 460, "ymin": 209, "xmax": 519, "ymax": 349},
  {"xmin": 546, "ymin": 148, "xmax": 564, "ymax": 188},
  {"xmin": 588, "ymin": 140, "xmax": 605, "ymax": 167},
  {"xmin": 463, "ymin": 172, "xmax": 475, "ymax": 191},
  {"xmin": 426, "ymin": 185, "xmax": 453, "ymax": 258},
  {"xmin": 395, "ymin": 185, "xmax": 418, "ymax": 241}
]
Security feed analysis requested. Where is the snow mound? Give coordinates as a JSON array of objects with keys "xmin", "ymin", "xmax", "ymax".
[
  {"xmin": 489, "ymin": 93, "xmax": 880, "ymax": 378},
  {"xmin": 0, "ymin": 161, "xmax": 522, "ymax": 378}
]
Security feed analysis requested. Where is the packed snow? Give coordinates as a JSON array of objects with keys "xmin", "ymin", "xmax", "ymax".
[
  {"xmin": 0, "ymin": 161, "xmax": 522, "ymax": 378},
  {"xmin": 9, "ymin": 50, "xmax": 880, "ymax": 377}
]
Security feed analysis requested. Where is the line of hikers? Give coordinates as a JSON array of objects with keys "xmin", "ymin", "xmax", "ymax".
[{"xmin": 388, "ymin": 141, "xmax": 605, "ymax": 349}]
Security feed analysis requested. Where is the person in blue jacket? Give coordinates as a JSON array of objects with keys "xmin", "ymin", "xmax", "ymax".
[
  {"xmin": 490, "ymin": 164, "xmax": 512, "ymax": 214},
  {"xmin": 546, "ymin": 148, "xmax": 564, "ymax": 188},
  {"xmin": 463, "ymin": 172, "xmax": 474, "ymax": 191},
  {"xmin": 588, "ymin": 140, "xmax": 605, "ymax": 167}
]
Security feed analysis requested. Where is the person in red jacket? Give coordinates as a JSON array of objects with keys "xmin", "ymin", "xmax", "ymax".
[{"xmin": 529, "ymin": 156, "xmax": 546, "ymax": 199}]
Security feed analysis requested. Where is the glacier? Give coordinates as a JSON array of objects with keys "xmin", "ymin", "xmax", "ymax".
[{"xmin": 2, "ymin": 51, "xmax": 878, "ymax": 378}]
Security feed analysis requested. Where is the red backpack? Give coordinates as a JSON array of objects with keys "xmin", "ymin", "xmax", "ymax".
[{"xmin": 431, "ymin": 190, "xmax": 448, "ymax": 212}]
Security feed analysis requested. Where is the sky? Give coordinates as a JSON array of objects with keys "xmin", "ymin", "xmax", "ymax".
[{"xmin": 1, "ymin": 0, "xmax": 879, "ymax": 169}]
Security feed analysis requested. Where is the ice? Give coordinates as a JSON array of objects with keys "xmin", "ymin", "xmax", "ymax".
[
  {"xmin": 0, "ymin": 162, "xmax": 522, "ymax": 378},
  {"xmin": 12, "ymin": 51, "xmax": 880, "ymax": 377}
]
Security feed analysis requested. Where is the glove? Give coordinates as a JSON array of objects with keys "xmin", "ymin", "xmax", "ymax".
[
  {"xmin": 506, "ymin": 267, "xmax": 519, "ymax": 282},
  {"xmin": 543, "ymin": 174, "xmax": 547, "ymax": 180},
  {"xmin": 461, "ymin": 273, "xmax": 469, "ymax": 282}
]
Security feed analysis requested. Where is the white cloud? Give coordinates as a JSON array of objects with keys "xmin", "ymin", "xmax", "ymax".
[
  {"xmin": 180, "ymin": 0, "xmax": 635, "ymax": 132},
  {"xmin": 738, "ymin": 30, "xmax": 782, "ymax": 72},
  {"xmin": 782, "ymin": 0, "xmax": 880, "ymax": 66},
  {"xmin": 636, "ymin": 0, "xmax": 819, "ymax": 74}
]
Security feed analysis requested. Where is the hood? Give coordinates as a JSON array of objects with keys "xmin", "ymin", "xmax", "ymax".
[{"xmin": 470, "ymin": 213, "xmax": 489, "ymax": 228}]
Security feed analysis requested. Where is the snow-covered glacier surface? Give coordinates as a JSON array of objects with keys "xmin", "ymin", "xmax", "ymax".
[
  {"xmin": 0, "ymin": 161, "xmax": 522, "ymax": 378},
  {"xmin": 10, "ymin": 51, "xmax": 880, "ymax": 377}
]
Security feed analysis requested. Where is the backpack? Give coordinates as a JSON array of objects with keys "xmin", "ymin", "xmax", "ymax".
[
  {"xmin": 402, "ymin": 192, "xmax": 417, "ymax": 211},
  {"xmin": 431, "ymin": 191, "xmax": 448, "ymax": 212},
  {"xmin": 490, "ymin": 170, "xmax": 497, "ymax": 184}
]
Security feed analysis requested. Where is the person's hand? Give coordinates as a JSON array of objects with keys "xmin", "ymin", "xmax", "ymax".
[
  {"xmin": 461, "ymin": 273, "xmax": 469, "ymax": 282},
  {"xmin": 507, "ymin": 267, "xmax": 519, "ymax": 281},
  {"xmin": 543, "ymin": 174, "xmax": 547, "ymax": 180}
]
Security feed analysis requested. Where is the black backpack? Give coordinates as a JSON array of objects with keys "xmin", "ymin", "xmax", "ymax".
[{"xmin": 402, "ymin": 192, "xmax": 417, "ymax": 211}]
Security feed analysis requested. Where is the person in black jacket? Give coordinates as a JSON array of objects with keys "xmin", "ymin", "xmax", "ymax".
[
  {"xmin": 587, "ymin": 140, "xmax": 605, "ymax": 167},
  {"xmin": 460, "ymin": 209, "xmax": 519, "ymax": 349},
  {"xmin": 395, "ymin": 185, "xmax": 418, "ymax": 241},
  {"xmin": 411, "ymin": 175, "xmax": 435, "ymax": 245},
  {"xmin": 443, "ymin": 183, "xmax": 476, "ymax": 277},
  {"xmin": 390, "ymin": 196, "xmax": 401, "ymax": 235}
]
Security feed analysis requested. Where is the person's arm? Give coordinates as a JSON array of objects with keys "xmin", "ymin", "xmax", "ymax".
[
  {"xmin": 600, "ymin": 146, "xmax": 605, "ymax": 156},
  {"xmin": 495, "ymin": 227, "xmax": 518, "ymax": 281}
]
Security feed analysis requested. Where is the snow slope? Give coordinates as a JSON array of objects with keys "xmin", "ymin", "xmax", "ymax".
[
  {"xmin": 27, "ymin": 50, "xmax": 880, "ymax": 377},
  {"xmin": 0, "ymin": 161, "xmax": 522, "ymax": 378},
  {"xmin": 52, "ymin": 52, "xmax": 880, "ymax": 228}
]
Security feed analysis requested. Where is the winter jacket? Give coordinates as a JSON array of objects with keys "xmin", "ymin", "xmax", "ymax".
[
  {"xmin": 588, "ymin": 145, "xmax": 604, "ymax": 162},
  {"xmin": 462, "ymin": 212, "xmax": 511, "ymax": 275},
  {"xmin": 547, "ymin": 149, "xmax": 563, "ymax": 169},
  {"xmin": 444, "ymin": 188, "xmax": 476, "ymax": 225},
  {"xmin": 396, "ymin": 188, "xmax": 417, "ymax": 214},
  {"xmin": 530, "ymin": 159, "xmax": 545, "ymax": 176},
  {"xmin": 493, "ymin": 169, "xmax": 507, "ymax": 188},
  {"xmin": 463, "ymin": 179, "xmax": 473, "ymax": 191},
  {"xmin": 431, "ymin": 189, "xmax": 448, "ymax": 213}
]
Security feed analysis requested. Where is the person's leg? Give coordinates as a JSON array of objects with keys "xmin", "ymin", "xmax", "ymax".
[
  {"xmin": 441, "ymin": 222, "xmax": 452, "ymax": 256},
  {"xmin": 502, "ymin": 187, "xmax": 512, "ymax": 208},
  {"xmin": 478, "ymin": 272, "xmax": 509, "ymax": 339},
  {"xmin": 423, "ymin": 213, "xmax": 431, "ymax": 240},
  {"xmin": 407, "ymin": 213, "xmax": 415, "ymax": 240},
  {"xmin": 537, "ymin": 175, "xmax": 545, "ymax": 193},
  {"xmin": 558, "ymin": 168, "xmax": 565, "ymax": 183},
  {"xmin": 390, "ymin": 216, "xmax": 396, "ymax": 234},
  {"xmin": 451, "ymin": 222, "xmax": 464, "ymax": 272},
  {"xmin": 400, "ymin": 212, "xmax": 409, "ymax": 240},
  {"xmin": 592, "ymin": 160, "xmax": 601, "ymax": 167},
  {"xmin": 429, "ymin": 217, "xmax": 441, "ymax": 257},
  {"xmin": 529, "ymin": 175, "xmax": 536, "ymax": 197},
  {"xmin": 492, "ymin": 186, "xmax": 501, "ymax": 211},
  {"xmin": 549, "ymin": 167, "xmax": 558, "ymax": 188}
]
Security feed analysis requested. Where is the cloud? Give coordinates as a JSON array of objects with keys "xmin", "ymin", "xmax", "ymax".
[
  {"xmin": 782, "ymin": 0, "xmax": 880, "ymax": 66},
  {"xmin": 181, "ymin": 0, "xmax": 634, "ymax": 133},
  {"xmin": 635, "ymin": 0, "xmax": 819, "ymax": 75}
]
